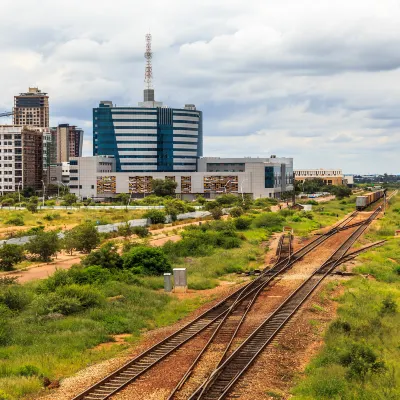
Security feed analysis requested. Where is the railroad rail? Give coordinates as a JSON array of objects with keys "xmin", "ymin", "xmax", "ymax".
[
  {"xmin": 189, "ymin": 208, "xmax": 381, "ymax": 400},
  {"xmin": 72, "ymin": 211, "xmax": 362, "ymax": 400}
]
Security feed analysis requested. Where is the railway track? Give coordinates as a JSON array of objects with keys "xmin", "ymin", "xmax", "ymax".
[
  {"xmin": 188, "ymin": 207, "xmax": 381, "ymax": 400},
  {"xmin": 72, "ymin": 211, "xmax": 362, "ymax": 400}
]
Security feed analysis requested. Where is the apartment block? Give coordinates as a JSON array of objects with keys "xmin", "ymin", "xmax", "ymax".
[
  {"xmin": 0, "ymin": 125, "xmax": 43, "ymax": 193},
  {"xmin": 13, "ymin": 87, "xmax": 49, "ymax": 128},
  {"xmin": 53, "ymin": 124, "xmax": 83, "ymax": 163}
]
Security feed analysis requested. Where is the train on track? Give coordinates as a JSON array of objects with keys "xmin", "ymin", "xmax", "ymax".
[{"xmin": 356, "ymin": 189, "xmax": 386, "ymax": 210}]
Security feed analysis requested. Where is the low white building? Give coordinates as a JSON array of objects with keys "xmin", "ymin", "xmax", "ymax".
[{"xmin": 69, "ymin": 155, "xmax": 294, "ymax": 200}]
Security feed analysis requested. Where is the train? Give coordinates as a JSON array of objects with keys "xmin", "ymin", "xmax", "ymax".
[{"xmin": 356, "ymin": 189, "xmax": 386, "ymax": 210}]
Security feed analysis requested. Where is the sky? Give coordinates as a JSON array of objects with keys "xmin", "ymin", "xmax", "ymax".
[{"xmin": 0, "ymin": 0, "xmax": 399, "ymax": 174}]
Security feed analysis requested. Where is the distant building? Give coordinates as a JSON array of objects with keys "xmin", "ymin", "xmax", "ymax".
[
  {"xmin": 0, "ymin": 125, "xmax": 43, "ymax": 192},
  {"xmin": 93, "ymin": 101, "xmax": 202, "ymax": 173},
  {"xmin": 69, "ymin": 155, "xmax": 293, "ymax": 200},
  {"xmin": 53, "ymin": 124, "xmax": 83, "ymax": 163},
  {"xmin": 13, "ymin": 87, "xmax": 49, "ymax": 128},
  {"xmin": 294, "ymin": 169, "xmax": 343, "ymax": 185}
]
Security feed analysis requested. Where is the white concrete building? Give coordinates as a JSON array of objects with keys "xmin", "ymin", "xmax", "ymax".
[{"xmin": 69, "ymin": 155, "xmax": 293, "ymax": 200}]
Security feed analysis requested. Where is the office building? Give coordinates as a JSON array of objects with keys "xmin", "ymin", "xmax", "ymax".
[
  {"xmin": 53, "ymin": 124, "xmax": 83, "ymax": 163},
  {"xmin": 0, "ymin": 125, "xmax": 43, "ymax": 192},
  {"xmin": 294, "ymin": 169, "xmax": 343, "ymax": 186},
  {"xmin": 93, "ymin": 34, "xmax": 202, "ymax": 173},
  {"xmin": 93, "ymin": 102, "xmax": 202, "ymax": 173},
  {"xmin": 69, "ymin": 155, "xmax": 293, "ymax": 200},
  {"xmin": 13, "ymin": 87, "xmax": 49, "ymax": 128}
]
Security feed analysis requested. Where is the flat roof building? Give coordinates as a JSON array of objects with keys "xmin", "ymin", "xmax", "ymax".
[
  {"xmin": 13, "ymin": 87, "xmax": 49, "ymax": 128},
  {"xmin": 69, "ymin": 155, "xmax": 293, "ymax": 200},
  {"xmin": 294, "ymin": 169, "xmax": 343, "ymax": 185}
]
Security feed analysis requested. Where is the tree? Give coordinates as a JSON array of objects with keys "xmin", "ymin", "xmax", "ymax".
[
  {"xmin": 1, "ymin": 198, "xmax": 14, "ymax": 207},
  {"xmin": 210, "ymin": 207, "xmax": 223, "ymax": 220},
  {"xmin": 25, "ymin": 231, "xmax": 61, "ymax": 261},
  {"xmin": 26, "ymin": 197, "xmax": 39, "ymax": 213},
  {"xmin": 62, "ymin": 193, "xmax": 78, "ymax": 206},
  {"xmin": 280, "ymin": 191, "xmax": 294, "ymax": 205},
  {"xmin": 62, "ymin": 230, "xmax": 77, "ymax": 255},
  {"xmin": 122, "ymin": 246, "xmax": 172, "ymax": 275},
  {"xmin": 164, "ymin": 199, "xmax": 187, "ymax": 221},
  {"xmin": 234, "ymin": 217, "xmax": 252, "ymax": 230},
  {"xmin": 143, "ymin": 209, "xmax": 166, "ymax": 224},
  {"xmin": 81, "ymin": 242, "xmax": 123, "ymax": 270},
  {"xmin": 331, "ymin": 185, "xmax": 352, "ymax": 200},
  {"xmin": 0, "ymin": 244, "xmax": 25, "ymax": 271},
  {"xmin": 215, "ymin": 194, "xmax": 239, "ymax": 207},
  {"xmin": 301, "ymin": 178, "xmax": 325, "ymax": 194},
  {"xmin": 67, "ymin": 223, "xmax": 100, "ymax": 253},
  {"xmin": 116, "ymin": 193, "xmax": 130, "ymax": 206},
  {"xmin": 22, "ymin": 187, "xmax": 35, "ymax": 198},
  {"xmin": 151, "ymin": 179, "xmax": 178, "ymax": 197}
]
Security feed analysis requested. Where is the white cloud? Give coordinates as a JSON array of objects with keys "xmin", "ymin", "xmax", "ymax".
[{"xmin": 0, "ymin": 0, "xmax": 400, "ymax": 173}]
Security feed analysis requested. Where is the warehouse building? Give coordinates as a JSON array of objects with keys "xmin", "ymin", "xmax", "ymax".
[{"xmin": 69, "ymin": 155, "xmax": 293, "ymax": 200}]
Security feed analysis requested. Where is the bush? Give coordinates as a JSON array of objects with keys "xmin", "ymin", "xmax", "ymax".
[
  {"xmin": 81, "ymin": 242, "xmax": 123, "ymax": 270},
  {"xmin": 33, "ymin": 292, "xmax": 83, "ymax": 315},
  {"xmin": 210, "ymin": 207, "xmax": 223, "ymax": 220},
  {"xmin": 253, "ymin": 213, "xmax": 285, "ymax": 229},
  {"xmin": 279, "ymin": 209, "xmax": 295, "ymax": 217},
  {"xmin": 5, "ymin": 215, "xmax": 24, "ymax": 226},
  {"xmin": 71, "ymin": 265, "xmax": 112, "ymax": 285},
  {"xmin": 215, "ymin": 194, "xmax": 239, "ymax": 206},
  {"xmin": 0, "ymin": 244, "xmax": 25, "ymax": 271},
  {"xmin": 0, "ymin": 286, "xmax": 31, "ymax": 311},
  {"xmin": 132, "ymin": 226, "xmax": 150, "ymax": 238},
  {"xmin": 234, "ymin": 217, "xmax": 252, "ymax": 230},
  {"xmin": 306, "ymin": 200, "xmax": 319, "ymax": 205},
  {"xmin": 143, "ymin": 209, "xmax": 166, "ymax": 224},
  {"xmin": 123, "ymin": 246, "xmax": 172, "ymax": 275},
  {"xmin": 17, "ymin": 364, "xmax": 41, "ymax": 377},
  {"xmin": 229, "ymin": 206, "xmax": 244, "ymax": 218}
]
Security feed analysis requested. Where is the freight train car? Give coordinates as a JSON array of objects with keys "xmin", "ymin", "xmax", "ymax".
[{"xmin": 356, "ymin": 189, "xmax": 386, "ymax": 210}]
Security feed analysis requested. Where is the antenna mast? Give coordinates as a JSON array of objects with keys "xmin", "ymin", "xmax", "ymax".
[{"xmin": 144, "ymin": 33, "xmax": 153, "ymax": 90}]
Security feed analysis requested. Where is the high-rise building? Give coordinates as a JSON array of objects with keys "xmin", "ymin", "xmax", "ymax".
[
  {"xmin": 93, "ymin": 34, "xmax": 202, "ymax": 173},
  {"xmin": 0, "ymin": 125, "xmax": 43, "ymax": 192},
  {"xmin": 93, "ymin": 102, "xmax": 202, "ymax": 172},
  {"xmin": 54, "ymin": 124, "xmax": 83, "ymax": 163},
  {"xmin": 13, "ymin": 87, "xmax": 49, "ymax": 128}
]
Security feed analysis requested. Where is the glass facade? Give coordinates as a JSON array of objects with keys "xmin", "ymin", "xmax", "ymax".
[{"xmin": 93, "ymin": 102, "xmax": 202, "ymax": 173}]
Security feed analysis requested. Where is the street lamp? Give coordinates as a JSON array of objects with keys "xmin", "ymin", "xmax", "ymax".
[
  {"xmin": 16, "ymin": 181, "xmax": 22, "ymax": 204},
  {"xmin": 223, "ymin": 180, "xmax": 232, "ymax": 193},
  {"xmin": 240, "ymin": 178, "xmax": 248, "ymax": 204},
  {"xmin": 41, "ymin": 180, "xmax": 45, "ymax": 208}
]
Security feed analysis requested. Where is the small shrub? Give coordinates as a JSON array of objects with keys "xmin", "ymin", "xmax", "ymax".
[
  {"xmin": 229, "ymin": 207, "xmax": 244, "ymax": 218},
  {"xmin": 0, "ymin": 286, "xmax": 31, "ymax": 311},
  {"xmin": 123, "ymin": 246, "xmax": 172, "ymax": 275},
  {"xmin": 210, "ymin": 207, "xmax": 223, "ymax": 220},
  {"xmin": 306, "ymin": 200, "xmax": 319, "ymax": 205},
  {"xmin": 17, "ymin": 364, "xmax": 41, "ymax": 377},
  {"xmin": 234, "ymin": 217, "xmax": 252, "ymax": 230},
  {"xmin": 0, "ymin": 244, "xmax": 25, "ymax": 271},
  {"xmin": 279, "ymin": 209, "xmax": 295, "ymax": 217},
  {"xmin": 132, "ymin": 226, "xmax": 150, "ymax": 238},
  {"xmin": 380, "ymin": 296, "xmax": 397, "ymax": 315},
  {"xmin": 253, "ymin": 213, "xmax": 285, "ymax": 229},
  {"xmin": 81, "ymin": 243, "xmax": 123, "ymax": 270},
  {"xmin": 143, "ymin": 209, "xmax": 166, "ymax": 224},
  {"xmin": 5, "ymin": 216, "xmax": 24, "ymax": 226}
]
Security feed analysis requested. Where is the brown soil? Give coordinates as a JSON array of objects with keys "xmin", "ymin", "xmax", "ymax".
[{"xmin": 225, "ymin": 279, "xmax": 344, "ymax": 400}]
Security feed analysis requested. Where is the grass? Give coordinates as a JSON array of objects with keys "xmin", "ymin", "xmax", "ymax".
[
  {"xmin": 0, "ymin": 208, "xmax": 146, "ymax": 233},
  {"xmin": 0, "ymin": 280, "xmax": 207, "ymax": 399},
  {"xmin": 292, "ymin": 194, "xmax": 400, "ymax": 400}
]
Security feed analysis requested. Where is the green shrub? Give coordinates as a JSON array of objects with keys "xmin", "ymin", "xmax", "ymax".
[
  {"xmin": 143, "ymin": 209, "xmax": 166, "ymax": 224},
  {"xmin": 0, "ymin": 389, "xmax": 11, "ymax": 400},
  {"xmin": 210, "ymin": 207, "xmax": 223, "ymax": 220},
  {"xmin": 32, "ymin": 292, "xmax": 82, "ymax": 315},
  {"xmin": 253, "ymin": 213, "xmax": 285, "ymax": 229},
  {"xmin": 306, "ymin": 200, "xmax": 319, "ymax": 205},
  {"xmin": 25, "ymin": 230, "xmax": 61, "ymax": 261},
  {"xmin": 234, "ymin": 217, "xmax": 252, "ymax": 230},
  {"xmin": 279, "ymin": 209, "xmax": 295, "ymax": 217},
  {"xmin": 70, "ymin": 265, "xmax": 112, "ymax": 285},
  {"xmin": 5, "ymin": 215, "xmax": 24, "ymax": 226},
  {"xmin": 81, "ymin": 242, "xmax": 123, "ymax": 270},
  {"xmin": 65, "ymin": 223, "xmax": 100, "ymax": 253},
  {"xmin": 380, "ymin": 296, "xmax": 397, "ymax": 315},
  {"xmin": 132, "ymin": 226, "xmax": 150, "ymax": 237},
  {"xmin": 229, "ymin": 206, "xmax": 244, "ymax": 218},
  {"xmin": 0, "ymin": 286, "xmax": 31, "ymax": 311},
  {"xmin": 123, "ymin": 246, "xmax": 172, "ymax": 275},
  {"xmin": 17, "ymin": 364, "xmax": 41, "ymax": 377}
]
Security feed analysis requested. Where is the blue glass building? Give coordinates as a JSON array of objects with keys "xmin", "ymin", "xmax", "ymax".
[{"xmin": 93, "ymin": 99, "xmax": 203, "ymax": 173}]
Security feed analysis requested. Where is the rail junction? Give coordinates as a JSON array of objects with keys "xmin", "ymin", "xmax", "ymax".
[{"xmin": 73, "ymin": 202, "xmax": 388, "ymax": 400}]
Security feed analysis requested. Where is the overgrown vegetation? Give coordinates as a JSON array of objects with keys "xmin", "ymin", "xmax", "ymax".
[{"xmin": 292, "ymin": 194, "xmax": 400, "ymax": 399}]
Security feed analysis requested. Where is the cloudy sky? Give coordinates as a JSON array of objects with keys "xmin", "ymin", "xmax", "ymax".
[{"xmin": 1, "ymin": 0, "xmax": 399, "ymax": 174}]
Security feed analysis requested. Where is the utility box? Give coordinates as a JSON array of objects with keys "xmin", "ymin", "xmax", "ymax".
[
  {"xmin": 164, "ymin": 273, "xmax": 172, "ymax": 292},
  {"xmin": 173, "ymin": 268, "xmax": 187, "ymax": 292}
]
